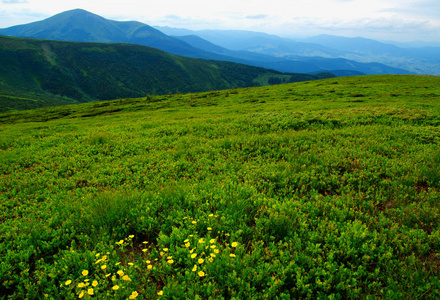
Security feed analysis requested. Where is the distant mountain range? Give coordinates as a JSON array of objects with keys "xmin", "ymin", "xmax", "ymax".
[
  {"xmin": 0, "ymin": 34, "xmax": 334, "ymax": 112},
  {"xmin": 157, "ymin": 27, "xmax": 440, "ymax": 75},
  {"xmin": 0, "ymin": 9, "xmax": 412, "ymax": 76}
]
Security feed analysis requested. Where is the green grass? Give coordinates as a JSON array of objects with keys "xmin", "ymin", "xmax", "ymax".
[{"xmin": 1, "ymin": 75, "xmax": 440, "ymax": 299}]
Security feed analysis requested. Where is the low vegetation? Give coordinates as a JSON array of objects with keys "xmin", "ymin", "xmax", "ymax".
[{"xmin": 1, "ymin": 75, "xmax": 439, "ymax": 299}]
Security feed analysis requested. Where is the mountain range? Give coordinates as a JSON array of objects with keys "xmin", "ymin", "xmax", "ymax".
[
  {"xmin": 0, "ymin": 34, "xmax": 334, "ymax": 112},
  {"xmin": 0, "ymin": 9, "xmax": 413, "ymax": 76}
]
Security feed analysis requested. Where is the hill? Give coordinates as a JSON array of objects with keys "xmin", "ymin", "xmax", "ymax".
[
  {"xmin": 1, "ymin": 75, "xmax": 440, "ymax": 298},
  {"xmin": 0, "ymin": 34, "xmax": 332, "ymax": 112}
]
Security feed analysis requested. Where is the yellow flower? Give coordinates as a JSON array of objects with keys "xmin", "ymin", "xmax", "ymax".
[
  {"xmin": 210, "ymin": 253, "xmax": 216, "ymax": 258},
  {"xmin": 147, "ymin": 265, "xmax": 153, "ymax": 270},
  {"xmin": 163, "ymin": 248, "xmax": 168, "ymax": 252},
  {"xmin": 95, "ymin": 259, "xmax": 102, "ymax": 264},
  {"xmin": 167, "ymin": 259, "xmax": 174, "ymax": 264},
  {"xmin": 95, "ymin": 253, "xmax": 100, "ymax": 257},
  {"xmin": 128, "ymin": 263, "xmax": 134, "ymax": 266},
  {"xmin": 210, "ymin": 245, "xmax": 216, "ymax": 249},
  {"xmin": 190, "ymin": 248, "xmax": 195, "ymax": 254},
  {"xmin": 198, "ymin": 271, "xmax": 205, "ymax": 277},
  {"xmin": 192, "ymin": 221, "xmax": 197, "ymax": 224},
  {"xmin": 198, "ymin": 238, "xmax": 205, "ymax": 244},
  {"xmin": 79, "ymin": 291, "xmax": 85, "ymax": 298},
  {"xmin": 84, "ymin": 279, "xmax": 89, "ymax": 282},
  {"xmin": 208, "ymin": 258, "xmax": 214, "ymax": 263},
  {"xmin": 117, "ymin": 270, "xmax": 124, "ymax": 276},
  {"xmin": 105, "ymin": 273, "xmax": 111, "ymax": 278},
  {"xmin": 184, "ymin": 239, "xmax": 189, "ymax": 243},
  {"xmin": 115, "ymin": 262, "xmax": 121, "ymax": 266},
  {"xmin": 189, "ymin": 234, "xmax": 194, "ymax": 237},
  {"xmin": 158, "ymin": 290, "xmax": 163, "ymax": 296},
  {"xmin": 208, "ymin": 213, "xmax": 214, "ymax": 217},
  {"xmin": 65, "ymin": 280, "xmax": 72, "ymax": 286},
  {"xmin": 112, "ymin": 285, "xmax": 119, "ymax": 290},
  {"xmin": 191, "ymin": 253, "xmax": 197, "ymax": 259},
  {"xmin": 142, "ymin": 241, "xmax": 148, "ymax": 244},
  {"xmin": 146, "ymin": 260, "xmax": 151, "ymax": 264},
  {"xmin": 231, "ymin": 242, "xmax": 238, "ymax": 248},
  {"xmin": 128, "ymin": 235, "xmax": 134, "ymax": 239},
  {"xmin": 116, "ymin": 240, "xmax": 124, "ymax": 245},
  {"xmin": 81, "ymin": 270, "xmax": 88, "ymax": 276},
  {"xmin": 122, "ymin": 275, "xmax": 131, "ymax": 281},
  {"xmin": 92, "ymin": 280, "xmax": 98, "ymax": 287},
  {"xmin": 78, "ymin": 283, "xmax": 85, "ymax": 288},
  {"xmin": 214, "ymin": 249, "xmax": 220, "ymax": 254},
  {"xmin": 142, "ymin": 249, "xmax": 148, "ymax": 252},
  {"xmin": 101, "ymin": 265, "xmax": 107, "ymax": 270},
  {"xmin": 230, "ymin": 254, "xmax": 236, "ymax": 258},
  {"xmin": 198, "ymin": 258, "xmax": 204, "ymax": 264},
  {"xmin": 87, "ymin": 288, "xmax": 94, "ymax": 295},
  {"xmin": 207, "ymin": 227, "xmax": 212, "ymax": 231},
  {"xmin": 209, "ymin": 239, "xmax": 215, "ymax": 244},
  {"xmin": 185, "ymin": 242, "xmax": 190, "ymax": 248},
  {"xmin": 192, "ymin": 265, "xmax": 197, "ymax": 272},
  {"xmin": 129, "ymin": 291, "xmax": 139, "ymax": 299}
]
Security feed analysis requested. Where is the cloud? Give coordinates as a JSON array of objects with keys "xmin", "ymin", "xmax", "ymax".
[
  {"xmin": 2, "ymin": 0, "xmax": 28, "ymax": 3},
  {"xmin": 245, "ymin": 14, "xmax": 269, "ymax": 20}
]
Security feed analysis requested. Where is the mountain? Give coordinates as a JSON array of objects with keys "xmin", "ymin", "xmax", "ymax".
[
  {"xmin": 0, "ymin": 9, "xmax": 228, "ymax": 60},
  {"xmin": 159, "ymin": 27, "xmax": 439, "ymax": 75},
  {"xmin": 0, "ymin": 34, "xmax": 334, "ymax": 112},
  {"xmin": 0, "ymin": 9, "xmax": 410, "ymax": 76}
]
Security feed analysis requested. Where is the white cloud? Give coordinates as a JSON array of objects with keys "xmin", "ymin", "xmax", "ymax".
[{"xmin": 0, "ymin": 0, "xmax": 438, "ymax": 42}]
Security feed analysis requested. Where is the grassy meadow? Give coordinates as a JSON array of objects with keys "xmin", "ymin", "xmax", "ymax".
[{"xmin": 1, "ymin": 75, "xmax": 440, "ymax": 299}]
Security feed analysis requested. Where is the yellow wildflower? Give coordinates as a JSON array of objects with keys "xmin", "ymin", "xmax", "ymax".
[
  {"xmin": 129, "ymin": 291, "xmax": 139, "ymax": 299},
  {"xmin": 115, "ymin": 262, "xmax": 121, "ymax": 266},
  {"xmin": 102, "ymin": 255, "xmax": 107, "ymax": 261},
  {"xmin": 142, "ymin": 249, "xmax": 148, "ymax": 252},
  {"xmin": 214, "ymin": 249, "xmax": 219, "ymax": 254},
  {"xmin": 79, "ymin": 291, "xmax": 85, "ymax": 298},
  {"xmin": 146, "ymin": 260, "xmax": 151, "ymax": 264},
  {"xmin": 208, "ymin": 258, "xmax": 214, "ymax": 263},
  {"xmin": 210, "ymin": 245, "xmax": 216, "ymax": 249},
  {"xmin": 116, "ymin": 240, "xmax": 124, "ymax": 245},
  {"xmin": 122, "ymin": 275, "xmax": 131, "ymax": 281},
  {"xmin": 81, "ymin": 270, "xmax": 88, "ymax": 276},
  {"xmin": 158, "ymin": 290, "xmax": 163, "ymax": 296},
  {"xmin": 142, "ymin": 241, "xmax": 148, "ymax": 244},
  {"xmin": 105, "ymin": 273, "xmax": 111, "ymax": 277},
  {"xmin": 208, "ymin": 214, "xmax": 214, "ymax": 217},
  {"xmin": 128, "ymin": 263, "xmax": 134, "ymax": 266},
  {"xmin": 147, "ymin": 265, "xmax": 153, "ymax": 270},
  {"xmin": 128, "ymin": 235, "xmax": 134, "ymax": 239},
  {"xmin": 92, "ymin": 280, "xmax": 98, "ymax": 287},
  {"xmin": 198, "ymin": 238, "xmax": 205, "ymax": 244},
  {"xmin": 65, "ymin": 280, "xmax": 72, "ymax": 286},
  {"xmin": 207, "ymin": 227, "xmax": 212, "ymax": 231},
  {"xmin": 163, "ymin": 248, "xmax": 168, "ymax": 252},
  {"xmin": 209, "ymin": 239, "xmax": 215, "ymax": 244},
  {"xmin": 167, "ymin": 259, "xmax": 174, "ymax": 264},
  {"xmin": 231, "ymin": 242, "xmax": 238, "ymax": 248},
  {"xmin": 192, "ymin": 221, "xmax": 197, "ymax": 224},
  {"xmin": 210, "ymin": 253, "xmax": 216, "ymax": 258},
  {"xmin": 192, "ymin": 265, "xmax": 197, "ymax": 272},
  {"xmin": 95, "ymin": 259, "xmax": 102, "ymax": 264},
  {"xmin": 95, "ymin": 253, "xmax": 100, "ymax": 257},
  {"xmin": 87, "ymin": 288, "xmax": 94, "ymax": 295},
  {"xmin": 198, "ymin": 258, "xmax": 204, "ymax": 264},
  {"xmin": 198, "ymin": 271, "xmax": 205, "ymax": 277},
  {"xmin": 185, "ymin": 242, "xmax": 190, "ymax": 248},
  {"xmin": 78, "ymin": 283, "xmax": 85, "ymax": 288},
  {"xmin": 230, "ymin": 254, "xmax": 236, "ymax": 258},
  {"xmin": 112, "ymin": 285, "xmax": 119, "ymax": 290},
  {"xmin": 117, "ymin": 270, "xmax": 124, "ymax": 276},
  {"xmin": 191, "ymin": 253, "xmax": 197, "ymax": 259},
  {"xmin": 101, "ymin": 265, "xmax": 107, "ymax": 270}
]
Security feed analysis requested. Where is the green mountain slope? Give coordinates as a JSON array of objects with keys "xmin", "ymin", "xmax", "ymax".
[
  {"xmin": 0, "ymin": 35, "xmax": 332, "ymax": 112},
  {"xmin": 1, "ymin": 75, "xmax": 439, "ymax": 299}
]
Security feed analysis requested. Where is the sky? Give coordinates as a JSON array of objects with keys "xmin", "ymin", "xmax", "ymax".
[{"xmin": 1, "ymin": 0, "xmax": 439, "ymax": 42}]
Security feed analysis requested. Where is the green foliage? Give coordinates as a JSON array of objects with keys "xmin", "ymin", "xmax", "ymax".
[
  {"xmin": 1, "ymin": 75, "xmax": 440, "ymax": 299},
  {"xmin": 0, "ymin": 35, "xmax": 327, "ymax": 113}
]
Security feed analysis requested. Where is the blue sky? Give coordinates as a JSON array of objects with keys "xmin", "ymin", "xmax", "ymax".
[{"xmin": 1, "ymin": 0, "xmax": 439, "ymax": 42}]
